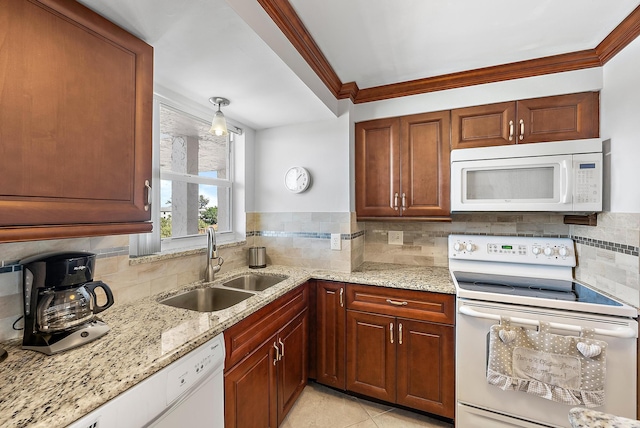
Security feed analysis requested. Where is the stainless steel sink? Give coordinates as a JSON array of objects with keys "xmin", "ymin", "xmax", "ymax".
[
  {"xmin": 222, "ymin": 274, "xmax": 287, "ymax": 292},
  {"xmin": 159, "ymin": 287, "xmax": 253, "ymax": 312}
]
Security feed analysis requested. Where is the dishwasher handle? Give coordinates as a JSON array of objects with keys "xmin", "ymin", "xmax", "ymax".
[{"xmin": 459, "ymin": 305, "xmax": 637, "ymax": 339}]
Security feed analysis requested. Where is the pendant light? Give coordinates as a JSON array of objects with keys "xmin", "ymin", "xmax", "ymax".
[{"xmin": 208, "ymin": 97, "xmax": 230, "ymax": 136}]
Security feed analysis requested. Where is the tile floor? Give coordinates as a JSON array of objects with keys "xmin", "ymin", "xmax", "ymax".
[{"xmin": 281, "ymin": 382, "xmax": 454, "ymax": 428}]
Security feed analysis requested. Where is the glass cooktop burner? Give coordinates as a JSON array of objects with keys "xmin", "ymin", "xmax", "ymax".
[{"xmin": 453, "ymin": 271, "xmax": 622, "ymax": 306}]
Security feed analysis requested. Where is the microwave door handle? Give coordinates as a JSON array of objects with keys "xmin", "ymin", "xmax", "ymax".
[{"xmin": 560, "ymin": 160, "xmax": 571, "ymax": 204}]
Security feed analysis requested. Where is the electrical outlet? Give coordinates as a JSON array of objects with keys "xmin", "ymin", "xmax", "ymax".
[
  {"xmin": 388, "ymin": 231, "xmax": 403, "ymax": 245},
  {"xmin": 331, "ymin": 233, "xmax": 342, "ymax": 250}
]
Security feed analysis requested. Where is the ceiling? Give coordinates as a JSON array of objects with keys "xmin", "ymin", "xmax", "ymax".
[{"xmin": 78, "ymin": 0, "xmax": 640, "ymax": 130}]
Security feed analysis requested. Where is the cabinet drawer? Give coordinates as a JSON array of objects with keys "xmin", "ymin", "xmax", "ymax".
[
  {"xmin": 224, "ymin": 283, "xmax": 308, "ymax": 369},
  {"xmin": 345, "ymin": 284, "xmax": 454, "ymax": 325}
]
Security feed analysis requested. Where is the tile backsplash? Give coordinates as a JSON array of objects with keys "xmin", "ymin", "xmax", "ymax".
[{"xmin": 0, "ymin": 211, "xmax": 637, "ymax": 342}]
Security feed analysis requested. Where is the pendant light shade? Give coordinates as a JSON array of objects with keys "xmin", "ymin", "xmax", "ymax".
[{"xmin": 208, "ymin": 97, "xmax": 230, "ymax": 136}]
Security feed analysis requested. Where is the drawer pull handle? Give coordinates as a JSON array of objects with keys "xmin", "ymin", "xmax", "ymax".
[
  {"xmin": 508, "ymin": 120, "xmax": 514, "ymax": 141},
  {"xmin": 399, "ymin": 323, "xmax": 403, "ymax": 345},
  {"xmin": 279, "ymin": 338, "xmax": 285, "ymax": 358},
  {"xmin": 394, "ymin": 192, "xmax": 399, "ymax": 210},
  {"xmin": 273, "ymin": 342, "xmax": 280, "ymax": 365},
  {"xmin": 339, "ymin": 288, "xmax": 344, "ymax": 308},
  {"xmin": 390, "ymin": 322, "xmax": 394, "ymax": 344},
  {"xmin": 386, "ymin": 299, "xmax": 408, "ymax": 306},
  {"xmin": 144, "ymin": 180, "xmax": 152, "ymax": 211}
]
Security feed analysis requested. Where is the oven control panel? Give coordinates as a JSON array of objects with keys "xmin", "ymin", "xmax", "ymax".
[{"xmin": 449, "ymin": 234, "xmax": 575, "ymax": 266}]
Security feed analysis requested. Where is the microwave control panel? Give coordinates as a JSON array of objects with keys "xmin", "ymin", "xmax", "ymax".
[{"xmin": 574, "ymin": 161, "xmax": 600, "ymax": 204}]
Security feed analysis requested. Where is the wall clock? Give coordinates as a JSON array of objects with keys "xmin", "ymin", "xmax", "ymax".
[{"xmin": 284, "ymin": 166, "xmax": 311, "ymax": 193}]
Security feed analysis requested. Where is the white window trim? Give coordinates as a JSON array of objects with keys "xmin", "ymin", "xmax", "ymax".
[{"xmin": 130, "ymin": 89, "xmax": 246, "ymax": 256}]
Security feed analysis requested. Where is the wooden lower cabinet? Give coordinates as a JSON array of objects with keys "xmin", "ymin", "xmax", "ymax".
[
  {"xmin": 346, "ymin": 310, "xmax": 396, "ymax": 402},
  {"xmin": 224, "ymin": 284, "xmax": 309, "ymax": 428},
  {"xmin": 315, "ymin": 281, "xmax": 346, "ymax": 389},
  {"xmin": 277, "ymin": 310, "xmax": 308, "ymax": 424},
  {"xmin": 396, "ymin": 318, "xmax": 455, "ymax": 418},
  {"xmin": 225, "ymin": 338, "xmax": 277, "ymax": 428},
  {"xmin": 344, "ymin": 284, "xmax": 455, "ymax": 419}
]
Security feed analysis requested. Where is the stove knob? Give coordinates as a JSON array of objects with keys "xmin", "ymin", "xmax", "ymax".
[
  {"xmin": 465, "ymin": 243, "xmax": 475, "ymax": 252},
  {"xmin": 532, "ymin": 246, "xmax": 541, "ymax": 255},
  {"xmin": 543, "ymin": 246, "xmax": 555, "ymax": 256},
  {"xmin": 453, "ymin": 242, "xmax": 462, "ymax": 252},
  {"xmin": 558, "ymin": 246, "xmax": 570, "ymax": 257}
]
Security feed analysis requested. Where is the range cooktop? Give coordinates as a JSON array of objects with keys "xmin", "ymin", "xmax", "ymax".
[{"xmin": 453, "ymin": 271, "xmax": 622, "ymax": 306}]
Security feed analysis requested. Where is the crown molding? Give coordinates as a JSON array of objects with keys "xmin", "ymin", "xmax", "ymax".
[
  {"xmin": 257, "ymin": 0, "xmax": 342, "ymax": 97},
  {"xmin": 259, "ymin": 1, "xmax": 640, "ymax": 104},
  {"xmin": 596, "ymin": 4, "xmax": 640, "ymax": 64}
]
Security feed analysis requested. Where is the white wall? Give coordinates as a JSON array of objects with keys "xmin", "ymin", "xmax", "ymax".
[
  {"xmin": 253, "ymin": 102, "xmax": 351, "ymax": 212},
  {"xmin": 601, "ymin": 36, "xmax": 640, "ymax": 213}
]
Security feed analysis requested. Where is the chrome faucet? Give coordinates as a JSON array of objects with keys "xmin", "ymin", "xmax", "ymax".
[{"xmin": 205, "ymin": 226, "xmax": 224, "ymax": 282}]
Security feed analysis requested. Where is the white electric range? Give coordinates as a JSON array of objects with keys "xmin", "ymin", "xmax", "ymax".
[{"xmin": 449, "ymin": 234, "xmax": 637, "ymax": 428}]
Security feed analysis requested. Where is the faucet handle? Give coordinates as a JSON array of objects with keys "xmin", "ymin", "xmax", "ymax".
[{"xmin": 217, "ymin": 257, "xmax": 224, "ymax": 266}]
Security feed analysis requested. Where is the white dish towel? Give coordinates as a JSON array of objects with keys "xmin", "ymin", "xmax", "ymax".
[{"xmin": 487, "ymin": 317, "xmax": 607, "ymax": 407}]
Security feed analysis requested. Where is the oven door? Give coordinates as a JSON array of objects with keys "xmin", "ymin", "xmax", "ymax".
[{"xmin": 456, "ymin": 299, "xmax": 637, "ymax": 428}]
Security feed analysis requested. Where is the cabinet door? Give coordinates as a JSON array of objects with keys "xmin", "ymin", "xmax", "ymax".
[
  {"xmin": 277, "ymin": 309, "xmax": 308, "ymax": 425},
  {"xmin": 517, "ymin": 92, "xmax": 599, "ymax": 144},
  {"xmin": 316, "ymin": 281, "xmax": 346, "ymax": 389},
  {"xmin": 451, "ymin": 102, "xmax": 516, "ymax": 149},
  {"xmin": 346, "ymin": 310, "xmax": 396, "ymax": 403},
  {"xmin": 396, "ymin": 319, "xmax": 455, "ymax": 418},
  {"xmin": 224, "ymin": 338, "xmax": 278, "ymax": 428},
  {"xmin": 400, "ymin": 111, "xmax": 451, "ymax": 216},
  {"xmin": 355, "ymin": 118, "xmax": 401, "ymax": 217},
  {"xmin": 0, "ymin": 0, "xmax": 152, "ymax": 241}
]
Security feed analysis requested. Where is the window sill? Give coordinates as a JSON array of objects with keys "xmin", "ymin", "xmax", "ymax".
[{"xmin": 129, "ymin": 240, "xmax": 246, "ymax": 266}]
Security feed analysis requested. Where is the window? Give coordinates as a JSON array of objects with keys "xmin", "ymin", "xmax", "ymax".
[
  {"xmin": 159, "ymin": 103, "xmax": 232, "ymax": 246},
  {"xmin": 130, "ymin": 98, "xmax": 237, "ymax": 255}
]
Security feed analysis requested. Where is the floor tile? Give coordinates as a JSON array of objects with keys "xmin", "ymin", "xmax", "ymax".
[
  {"xmin": 282, "ymin": 382, "xmax": 454, "ymax": 428},
  {"xmin": 281, "ymin": 383, "xmax": 370, "ymax": 427}
]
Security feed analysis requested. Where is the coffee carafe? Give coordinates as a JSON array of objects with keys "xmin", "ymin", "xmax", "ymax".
[{"xmin": 21, "ymin": 252, "xmax": 114, "ymax": 355}]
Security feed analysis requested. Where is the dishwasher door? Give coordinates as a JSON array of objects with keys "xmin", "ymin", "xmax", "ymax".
[
  {"xmin": 151, "ymin": 366, "xmax": 223, "ymax": 427},
  {"xmin": 67, "ymin": 334, "xmax": 225, "ymax": 428}
]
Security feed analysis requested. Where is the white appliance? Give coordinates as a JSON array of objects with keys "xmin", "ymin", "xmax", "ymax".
[
  {"xmin": 449, "ymin": 234, "xmax": 637, "ymax": 428},
  {"xmin": 450, "ymin": 139, "xmax": 602, "ymax": 212},
  {"xmin": 67, "ymin": 334, "xmax": 225, "ymax": 428}
]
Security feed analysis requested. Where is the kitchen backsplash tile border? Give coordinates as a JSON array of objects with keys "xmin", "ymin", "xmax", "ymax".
[
  {"xmin": 572, "ymin": 235, "xmax": 639, "ymax": 256},
  {"xmin": 247, "ymin": 230, "xmax": 365, "ymax": 241}
]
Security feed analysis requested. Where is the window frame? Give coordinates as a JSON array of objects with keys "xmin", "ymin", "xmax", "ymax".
[{"xmin": 130, "ymin": 92, "xmax": 243, "ymax": 256}]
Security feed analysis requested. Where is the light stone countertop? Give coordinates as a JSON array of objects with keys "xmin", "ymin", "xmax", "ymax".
[
  {"xmin": 0, "ymin": 262, "xmax": 454, "ymax": 428},
  {"xmin": 569, "ymin": 408, "xmax": 640, "ymax": 427}
]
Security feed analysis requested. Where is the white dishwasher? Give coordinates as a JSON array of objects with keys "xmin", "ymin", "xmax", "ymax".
[{"xmin": 67, "ymin": 334, "xmax": 225, "ymax": 428}]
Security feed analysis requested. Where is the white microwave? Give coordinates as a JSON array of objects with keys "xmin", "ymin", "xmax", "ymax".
[{"xmin": 450, "ymin": 139, "xmax": 602, "ymax": 212}]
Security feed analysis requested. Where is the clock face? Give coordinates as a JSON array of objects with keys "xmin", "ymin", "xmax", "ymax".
[{"xmin": 284, "ymin": 167, "xmax": 310, "ymax": 193}]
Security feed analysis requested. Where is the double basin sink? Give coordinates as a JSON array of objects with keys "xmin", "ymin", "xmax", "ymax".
[{"xmin": 159, "ymin": 273, "xmax": 287, "ymax": 312}]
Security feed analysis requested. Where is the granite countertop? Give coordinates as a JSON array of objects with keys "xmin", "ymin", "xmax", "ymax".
[
  {"xmin": 0, "ymin": 262, "xmax": 454, "ymax": 428},
  {"xmin": 569, "ymin": 408, "xmax": 640, "ymax": 428}
]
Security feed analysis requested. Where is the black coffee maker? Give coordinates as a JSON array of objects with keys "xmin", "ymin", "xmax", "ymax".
[{"xmin": 21, "ymin": 252, "xmax": 114, "ymax": 355}]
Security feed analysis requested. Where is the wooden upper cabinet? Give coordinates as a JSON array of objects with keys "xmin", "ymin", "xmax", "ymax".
[
  {"xmin": 451, "ymin": 102, "xmax": 516, "ymax": 149},
  {"xmin": 0, "ymin": 0, "xmax": 153, "ymax": 242},
  {"xmin": 517, "ymin": 92, "xmax": 599, "ymax": 143},
  {"xmin": 400, "ymin": 112, "xmax": 450, "ymax": 217},
  {"xmin": 355, "ymin": 111, "xmax": 450, "ymax": 219},
  {"xmin": 451, "ymin": 91, "xmax": 599, "ymax": 149},
  {"xmin": 355, "ymin": 118, "xmax": 400, "ymax": 218}
]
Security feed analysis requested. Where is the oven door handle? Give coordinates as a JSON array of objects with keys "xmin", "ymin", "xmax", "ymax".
[{"xmin": 459, "ymin": 305, "xmax": 637, "ymax": 339}]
